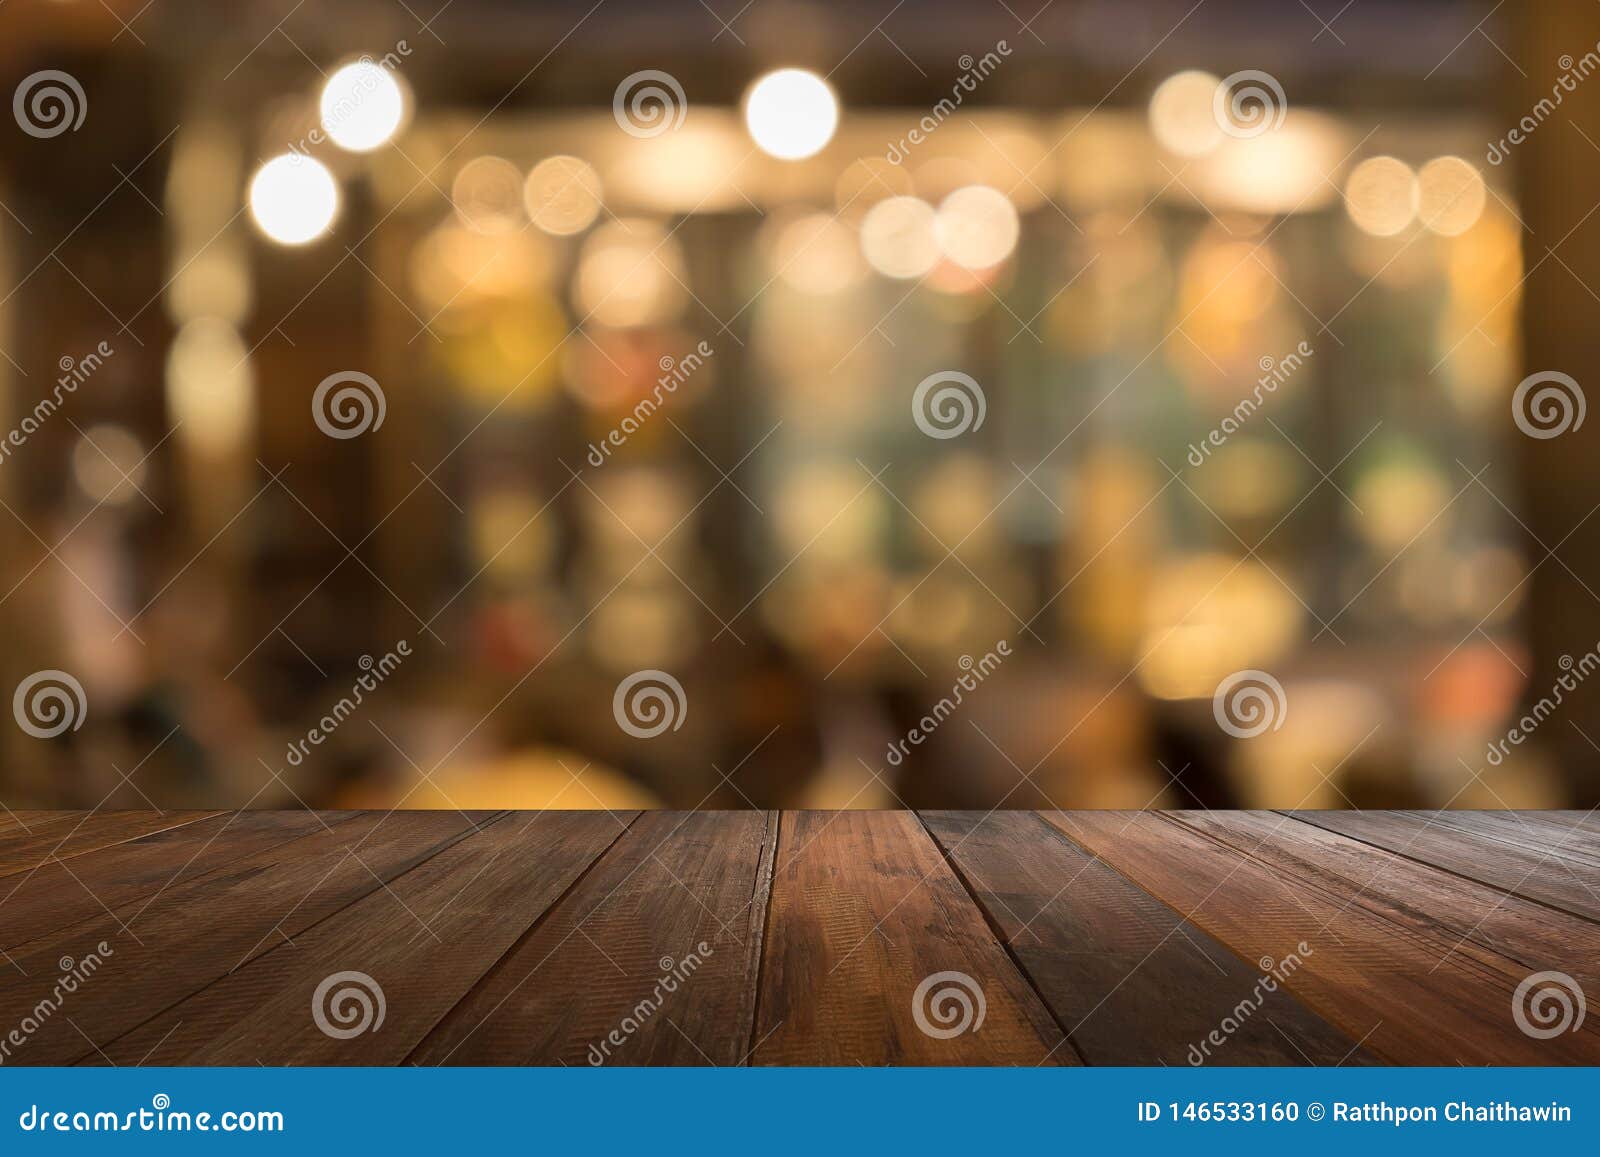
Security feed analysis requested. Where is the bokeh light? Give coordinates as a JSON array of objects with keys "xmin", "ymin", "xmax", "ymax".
[
  {"xmin": 934, "ymin": 185, "xmax": 1019, "ymax": 271},
  {"xmin": 319, "ymin": 59, "xmax": 408, "ymax": 152},
  {"xmin": 71, "ymin": 425, "xmax": 149, "ymax": 505},
  {"xmin": 166, "ymin": 319, "xmax": 255, "ymax": 456},
  {"xmin": 771, "ymin": 212, "xmax": 864, "ymax": 294},
  {"xmin": 523, "ymin": 155, "xmax": 603, "ymax": 236},
  {"xmin": 247, "ymin": 154, "xmax": 339, "ymax": 245},
  {"xmin": 1417, "ymin": 155, "xmax": 1486, "ymax": 236},
  {"xmin": 575, "ymin": 218, "xmax": 688, "ymax": 327},
  {"xmin": 859, "ymin": 195, "xmax": 939, "ymax": 279},
  {"xmin": 1344, "ymin": 156, "xmax": 1418, "ymax": 237},
  {"xmin": 452, "ymin": 156, "xmax": 526, "ymax": 235},
  {"xmin": 743, "ymin": 68, "xmax": 839, "ymax": 160},
  {"xmin": 1148, "ymin": 70, "xmax": 1224, "ymax": 158}
]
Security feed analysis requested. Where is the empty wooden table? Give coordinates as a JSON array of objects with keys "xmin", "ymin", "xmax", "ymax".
[{"xmin": 0, "ymin": 809, "xmax": 1596, "ymax": 1066}]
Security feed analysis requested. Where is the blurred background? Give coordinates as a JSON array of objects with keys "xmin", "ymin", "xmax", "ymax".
[{"xmin": 0, "ymin": 0, "xmax": 1596, "ymax": 812}]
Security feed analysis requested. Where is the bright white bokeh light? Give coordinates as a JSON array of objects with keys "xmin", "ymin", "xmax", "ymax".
[
  {"xmin": 743, "ymin": 68, "xmax": 839, "ymax": 161},
  {"xmin": 248, "ymin": 155, "xmax": 339, "ymax": 245},
  {"xmin": 934, "ymin": 185, "xmax": 1020, "ymax": 270},
  {"xmin": 320, "ymin": 60, "xmax": 408, "ymax": 152}
]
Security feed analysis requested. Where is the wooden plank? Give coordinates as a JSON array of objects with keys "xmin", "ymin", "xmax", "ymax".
[
  {"xmin": 101, "ymin": 811, "xmax": 635, "ymax": 1064},
  {"xmin": 1182, "ymin": 811, "xmax": 1600, "ymax": 994},
  {"xmin": 0, "ymin": 811, "xmax": 208, "ymax": 852},
  {"xmin": 751, "ymin": 810, "xmax": 1072, "ymax": 1065},
  {"xmin": 0, "ymin": 815, "xmax": 84, "ymax": 856},
  {"xmin": 0, "ymin": 813, "xmax": 79, "ymax": 836},
  {"xmin": 922, "ymin": 811, "xmax": 1370, "ymax": 1065},
  {"xmin": 0, "ymin": 811, "xmax": 353, "ymax": 951},
  {"xmin": 1538, "ymin": 810, "xmax": 1600, "ymax": 832},
  {"xmin": 1290, "ymin": 810, "xmax": 1600, "ymax": 923},
  {"xmin": 1401, "ymin": 811, "xmax": 1600, "ymax": 867},
  {"xmin": 0, "ymin": 810, "xmax": 492, "ymax": 1065},
  {"xmin": 411, "ymin": 810, "xmax": 776, "ymax": 1066},
  {"xmin": 0, "ymin": 812, "xmax": 224, "ymax": 878},
  {"xmin": 1047, "ymin": 811, "xmax": 1600, "ymax": 1065}
]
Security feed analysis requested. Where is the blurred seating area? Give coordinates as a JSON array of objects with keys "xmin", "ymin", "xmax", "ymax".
[{"xmin": 0, "ymin": 0, "xmax": 1593, "ymax": 811}]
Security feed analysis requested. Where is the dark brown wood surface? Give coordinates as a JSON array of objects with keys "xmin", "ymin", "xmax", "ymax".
[
  {"xmin": 0, "ymin": 809, "xmax": 1594, "ymax": 1066},
  {"xmin": 1057, "ymin": 811, "xmax": 1600, "ymax": 1065},
  {"xmin": 412, "ymin": 810, "xmax": 774, "ymax": 1066},
  {"xmin": 922, "ymin": 811, "xmax": 1372, "ymax": 1065},
  {"xmin": 751, "ymin": 810, "xmax": 1069, "ymax": 1065}
]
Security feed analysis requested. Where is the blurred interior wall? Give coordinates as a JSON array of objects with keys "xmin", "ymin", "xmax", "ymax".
[{"xmin": 1519, "ymin": 3, "xmax": 1600, "ymax": 797}]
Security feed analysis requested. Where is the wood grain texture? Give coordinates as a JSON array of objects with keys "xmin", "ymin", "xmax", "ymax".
[
  {"xmin": 751, "ymin": 810, "xmax": 1072, "ymax": 1065},
  {"xmin": 1183, "ymin": 811, "xmax": 1600, "ymax": 992},
  {"xmin": 0, "ymin": 811, "xmax": 223, "ymax": 877},
  {"xmin": 0, "ymin": 811, "xmax": 349, "ymax": 951},
  {"xmin": 99, "ymin": 811, "xmax": 633, "ymax": 1064},
  {"xmin": 922, "ymin": 811, "xmax": 1371, "ymax": 1065},
  {"xmin": 0, "ymin": 811, "xmax": 491, "ymax": 1064},
  {"xmin": 1049, "ymin": 811, "xmax": 1600, "ymax": 1065},
  {"xmin": 1419, "ymin": 810, "xmax": 1600, "ymax": 854},
  {"xmin": 0, "ymin": 810, "xmax": 1592, "ymax": 1067},
  {"xmin": 0, "ymin": 813, "xmax": 79, "ymax": 837},
  {"xmin": 412, "ymin": 810, "xmax": 777, "ymax": 1066},
  {"xmin": 1290, "ymin": 810, "xmax": 1600, "ymax": 923},
  {"xmin": 1522, "ymin": 811, "xmax": 1600, "ymax": 837}
]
